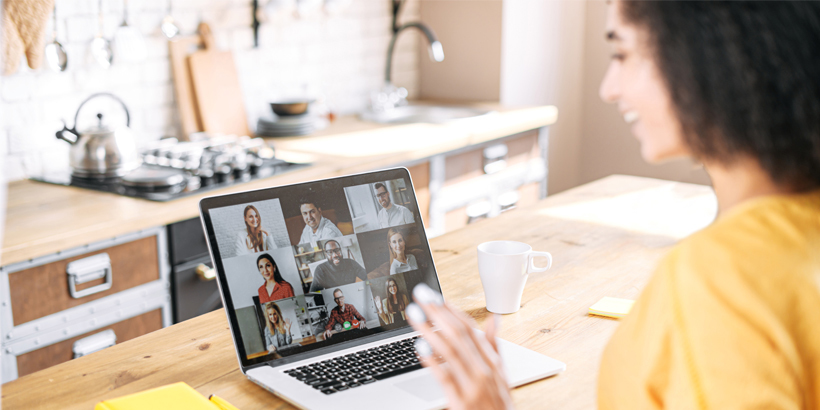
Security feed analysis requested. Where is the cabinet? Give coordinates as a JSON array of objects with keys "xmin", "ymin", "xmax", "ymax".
[
  {"xmin": 0, "ymin": 227, "xmax": 171, "ymax": 382},
  {"xmin": 408, "ymin": 129, "xmax": 548, "ymax": 237}
]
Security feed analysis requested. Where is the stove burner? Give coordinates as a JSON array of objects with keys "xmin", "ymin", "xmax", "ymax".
[
  {"xmin": 121, "ymin": 167, "xmax": 187, "ymax": 190},
  {"xmin": 31, "ymin": 137, "xmax": 309, "ymax": 202}
]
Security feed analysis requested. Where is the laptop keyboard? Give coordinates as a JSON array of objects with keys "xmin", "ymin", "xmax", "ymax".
[{"xmin": 285, "ymin": 336, "xmax": 423, "ymax": 395}]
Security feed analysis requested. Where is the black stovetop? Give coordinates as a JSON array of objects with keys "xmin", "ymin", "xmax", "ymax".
[{"xmin": 31, "ymin": 137, "xmax": 310, "ymax": 201}]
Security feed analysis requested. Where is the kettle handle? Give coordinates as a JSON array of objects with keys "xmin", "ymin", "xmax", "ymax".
[
  {"xmin": 73, "ymin": 92, "xmax": 131, "ymax": 129},
  {"xmin": 56, "ymin": 119, "xmax": 80, "ymax": 144}
]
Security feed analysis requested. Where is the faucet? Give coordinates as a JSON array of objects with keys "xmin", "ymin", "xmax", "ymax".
[
  {"xmin": 376, "ymin": 0, "xmax": 444, "ymax": 111},
  {"xmin": 385, "ymin": 21, "xmax": 444, "ymax": 83}
]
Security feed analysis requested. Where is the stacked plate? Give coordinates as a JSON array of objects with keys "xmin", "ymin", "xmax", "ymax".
[{"xmin": 256, "ymin": 113, "xmax": 323, "ymax": 137}]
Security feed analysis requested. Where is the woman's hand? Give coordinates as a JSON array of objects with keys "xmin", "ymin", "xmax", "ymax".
[
  {"xmin": 267, "ymin": 345, "xmax": 277, "ymax": 353},
  {"xmin": 284, "ymin": 318, "xmax": 292, "ymax": 332},
  {"xmin": 407, "ymin": 284, "xmax": 514, "ymax": 410}
]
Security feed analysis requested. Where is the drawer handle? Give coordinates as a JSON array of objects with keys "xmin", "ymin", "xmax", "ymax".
[
  {"xmin": 196, "ymin": 264, "xmax": 216, "ymax": 281},
  {"xmin": 72, "ymin": 329, "xmax": 116, "ymax": 358},
  {"xmin": 66, "ymin": 253, "xmax": 113, "ymax": 299}
]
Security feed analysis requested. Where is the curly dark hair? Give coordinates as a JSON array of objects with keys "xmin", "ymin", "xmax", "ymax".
[{"xmin": 620, "ymin": 1, "xmax": 820, "ymax": 190}]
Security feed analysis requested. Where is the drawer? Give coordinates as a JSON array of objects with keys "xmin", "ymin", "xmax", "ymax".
[
  {"xmin": 0, "ymin": 227, "xmax": 172, "ymax": 383},
  {"xmin": 7, "ymin": 235, "xmax": 159, "ymax": 326},
  {"xmin": 14, "ymin": 309, "xmax": 163, "ymax": 379}
]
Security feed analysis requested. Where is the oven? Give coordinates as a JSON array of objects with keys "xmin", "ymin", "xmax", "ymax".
[{"xmin": 167, "ymin": 218, "xmax": 222, "ymax": 323}]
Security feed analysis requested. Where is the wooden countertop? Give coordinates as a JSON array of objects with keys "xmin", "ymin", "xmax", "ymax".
[
  {"xmin": 1, "ymin": 175, "xmax": 717, "ymax": 410},
  {"xmin": 2, "ymin": 104, "xmax": 557, "ymax": 266}
]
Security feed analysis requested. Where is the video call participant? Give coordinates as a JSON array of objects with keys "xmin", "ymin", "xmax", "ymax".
[
  {"xmin": 388, "ymin": 228, "xmax": 418, "ymax": 275},
  {"xmin": 257, "ymin": 253, "xmax": 295, "ymax": 303},
  {"xmin": 309, "ymin": 240, "xmax": 367, "ymax": 292},
  {"xmin": 236, "ymin": 205, "xmax": 276, "ymax": 255},
  {"xmin": 323, "ymin": 289, "xmax": 366, "ymax": 340},
  {"xmin": 381, "ymin": 278, "xmax": 409, "ymax": 324},
  {"xmin": 375, "ymin": 182, "xmax": 415, "ymax": 228},
  {"xmin": 298, "ymin": 196, "xmax": 342, "ymax": 245},
  {"xmin": 264, "ymin": 302, "xmax": 294, "ymax": 353}
]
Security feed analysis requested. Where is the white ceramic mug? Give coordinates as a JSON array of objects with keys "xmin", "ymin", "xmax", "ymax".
[{"xmin": 477, "ymin": 241, "xmax": 553, "ymax": 314}]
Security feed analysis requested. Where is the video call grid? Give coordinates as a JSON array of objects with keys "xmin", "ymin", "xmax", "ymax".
[{"xmin": 209, "ymin": 178, "xmax": 427, "ymax": 360}]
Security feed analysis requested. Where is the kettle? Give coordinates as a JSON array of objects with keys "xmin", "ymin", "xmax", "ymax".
[{"xmin": 56, "ymin": 93, "xmax": 140, "ymax": 178}]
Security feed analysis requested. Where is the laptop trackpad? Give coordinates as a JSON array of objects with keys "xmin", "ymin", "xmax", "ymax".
[{"xmin": 395, "ymin": 375, "xmax": 445, "ymax": 402}]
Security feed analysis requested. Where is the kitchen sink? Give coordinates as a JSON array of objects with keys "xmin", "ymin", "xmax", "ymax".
[{"xmin": 360, "ymin": 105, "xmax": 494, "ymax": 124}]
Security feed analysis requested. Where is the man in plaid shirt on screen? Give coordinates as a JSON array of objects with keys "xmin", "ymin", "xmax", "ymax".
[{"xmin": 323, "ymin": 288, "xmax": 367, "ymax": 339}]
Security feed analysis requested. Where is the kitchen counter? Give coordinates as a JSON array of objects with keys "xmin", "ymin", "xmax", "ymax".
[
  {"xmin": 2, "ymin": 103, "xmax": 556, "ymax": 266},
  {"xmin": 0, "ymin": 175, "xmax": 717, "ymax": 409}
]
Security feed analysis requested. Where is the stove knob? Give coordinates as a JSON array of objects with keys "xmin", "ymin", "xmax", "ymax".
[
  {"xmin": 233, "ymin": 163, "xmax": 250, "ymax": 181},
  {"xmin": 249, "ymin": 157, "xmax": 265, "ymax": 176},
  {"xmin": 197, "ymin": 169, "xmax": 215, "ymax": 187},
  {"xmin": 215, "ymin": 165, "xmax": 233, "ymax": 184}
]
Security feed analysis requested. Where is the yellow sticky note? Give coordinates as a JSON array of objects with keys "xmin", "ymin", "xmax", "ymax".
[{"xmin": 589, "ymin": 297, "xmax": 635, "ymax": 319}]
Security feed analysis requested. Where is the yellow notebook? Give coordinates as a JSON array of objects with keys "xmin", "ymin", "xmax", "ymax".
[
  {"xmin": 588, "ymin": 297, "xmax": 635, "ymax": 319},
  {"xmin": 95, "ymin": 382, "xmax": 236, "ymax": 410}
]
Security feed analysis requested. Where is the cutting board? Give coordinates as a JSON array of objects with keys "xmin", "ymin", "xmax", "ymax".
[
  {"xmin": 169, "ymin": 35, "xmax": 203, "ymax": 139},
  {"xmin": 187, "ymin": 22, "xmax": 251, "ymax": 137}
]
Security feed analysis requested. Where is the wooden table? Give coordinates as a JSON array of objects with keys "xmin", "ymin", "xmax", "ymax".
[{"xmin": 1, "ymin": 175, "xmax": 717, "ymax": 409}]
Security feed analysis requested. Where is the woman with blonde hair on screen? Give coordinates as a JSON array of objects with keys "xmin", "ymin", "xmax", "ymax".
[
  {"xmin": 406, "ymin": 1, "xmax": 820, "ymax": 409},
  {"xmin": 235, "ymin": 205, "xmax": 276, "ymax": 255},
  {"xmin": 263, "ymin": 302, "xmax": 293, "ymax": 353}
]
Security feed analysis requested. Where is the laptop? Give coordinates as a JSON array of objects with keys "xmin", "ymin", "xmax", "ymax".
[{"xmin": 198, "ymin": 167, "xmax": 565, "ymax": 410}]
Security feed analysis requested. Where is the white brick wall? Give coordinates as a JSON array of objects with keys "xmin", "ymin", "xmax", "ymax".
[{"xmin": 1, "ymin": 0, "xmax": 421, "ymax": 181}]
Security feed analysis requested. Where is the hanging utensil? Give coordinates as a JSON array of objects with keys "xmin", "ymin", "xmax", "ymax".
[
  {"xmin": 161, "ymin": 0, "xmax": 179, "ymax": 39},
  {"xmin": 44, "ymin": 3, "xmax": 68, "ymax": 72},
  {"xmin": 89, "ymin": 0, "xmax": 113, "ymax": 68},
  {"xmin": 113, "ymin": 0, "xmax": 146, "ymax": 62}
]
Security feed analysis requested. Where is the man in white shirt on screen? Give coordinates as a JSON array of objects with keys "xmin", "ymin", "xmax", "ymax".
[
  {"xmin": 298, "ymin": 197, "xmax": 342, "ymax": 245},
  {"xmin": 375, "ymin": 182, "xmax": 415, "ymax": 228}
]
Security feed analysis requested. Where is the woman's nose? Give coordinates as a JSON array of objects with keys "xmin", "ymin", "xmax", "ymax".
[{"xmin": 599, "ymin": 61, "xmax": 620, "ymax": 103}]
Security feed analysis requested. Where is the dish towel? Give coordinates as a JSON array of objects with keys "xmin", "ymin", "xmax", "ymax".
[{"xmin": 3, "ymin": 0, "xmax": 54, "ymax": 75}]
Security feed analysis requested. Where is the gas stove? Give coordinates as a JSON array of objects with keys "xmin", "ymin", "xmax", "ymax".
[{"xmin": 32, "ymin": 136, "xmax": 309, "ymax": 201}]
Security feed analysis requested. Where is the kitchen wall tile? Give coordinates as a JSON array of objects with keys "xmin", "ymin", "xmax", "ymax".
[
  {"xmin": 59, "ymin": 0, "xmax": 95, "ymax": 17},
  {"xmin": 21, "ymin": 153, "xmax": 44, "ymax": 178},
  {"xmin": 134, "ymin": 12, "xmax": 168, "ymax": 37},
  {"xmin": 171, "ymin": 9, "xmax": 201, "ymax": 36},
  {"xmin": 1, "ymin": 74, "xmax": 35, "ymax": 102},
  {"xmin": 143, "ymin": 35, "xmax": 171, "ymax": 59},
  {"xmin": 0, "ymin": 129, "xmax": 8, "ymax": 157},
  {"xmin": 2, "ymin": 102, "xmax": 42, "ymax": 131},
  {"xmin": 33, "ymin": 72, "xmax": 77, "ymax": 99},
  {"xmin": 40, "ymin": 148, "xmax": 72, "ymax": 175},
  {"xmin": 8, "ymin": 123, "xmax": 56, "ymax": 156},
  {"xmin": 40, "ymin": 95, "xmax": 85, "ymax": 126},
  {"xmin": 4, "ymin": 156, "xmax": 27, "ymax": 182},
  {"xmin": 231, "ymin": 27, "xmax": 256, "ymax": 50},
  {"xmin": 65, "ymin": 15, "xmax": 98, "ymax": 44},
  {"xmin": 139, "ymin": 60, "xmax": 173, "ymax": 85},
  {"xmin": 137, "ymin": 0, "xmax": 168, "ymax": 12}
]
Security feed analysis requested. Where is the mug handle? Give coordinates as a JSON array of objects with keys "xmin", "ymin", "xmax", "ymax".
[{"xmin": 527, "ymin": 251, "xmax": 553, "ymax": 274}]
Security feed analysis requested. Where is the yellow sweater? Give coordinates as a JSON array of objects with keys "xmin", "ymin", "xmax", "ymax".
[{"xmin": 598, "ymin": 191, "xmax": 820, "ymax": 409}]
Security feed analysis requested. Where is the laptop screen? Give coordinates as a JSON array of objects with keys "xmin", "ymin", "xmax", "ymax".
[{"xmin": 199, "ymin": 168, "xmax": 442, "ymax": 369}]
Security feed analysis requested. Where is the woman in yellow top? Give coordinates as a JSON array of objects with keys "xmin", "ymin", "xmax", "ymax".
[{"xmin": 406, "ymin": 1, "xmax": 820, "ymax": 409}]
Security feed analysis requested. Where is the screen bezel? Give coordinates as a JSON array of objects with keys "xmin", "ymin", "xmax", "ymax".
[{"xmin": 198, "ymin": 167, "xmax": 442, "ymax": 371}]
